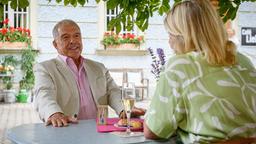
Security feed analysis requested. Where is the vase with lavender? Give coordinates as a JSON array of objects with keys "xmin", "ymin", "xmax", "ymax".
[{"xmin": 148, "ymin": 47, "xmax": 166, "ymax": 81}]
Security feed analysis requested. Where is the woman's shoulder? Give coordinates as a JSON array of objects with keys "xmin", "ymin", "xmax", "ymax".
[
  {"xmin": 236, "ymin": 52, "xmax": 255, "ymax": 70},
  {"xmin": 166, "ymin": 52, "xmax": 202, "ymax": 68}
]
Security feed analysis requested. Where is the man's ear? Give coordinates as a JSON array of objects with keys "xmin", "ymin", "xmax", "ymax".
[{"xmin": 53, "ymin": 40, "xmax": 58, "ymax": 49}]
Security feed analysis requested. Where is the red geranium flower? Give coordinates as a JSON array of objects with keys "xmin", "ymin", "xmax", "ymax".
[{"xmin": 2, "ymin": 19, "xmax": 9, "ymax": 25}]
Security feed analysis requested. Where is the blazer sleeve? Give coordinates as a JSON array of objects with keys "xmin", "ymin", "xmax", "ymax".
[
  {"xmin": 33, "ymin": 63, "xmax": 63, "ymax": 122},
  {"xmin": 105, "ymin": 69, "xmax": 124, "ymax": 115}
]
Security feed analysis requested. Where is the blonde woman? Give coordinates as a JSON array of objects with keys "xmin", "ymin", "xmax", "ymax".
[{"xmin": 144, "ymin": 0, "xmax": 256, "ymax": 143}]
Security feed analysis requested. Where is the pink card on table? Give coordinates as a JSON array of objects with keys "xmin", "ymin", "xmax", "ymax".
[{"xmin": 97, "ymin": 118, "xmax": 144, "ymax": 133}]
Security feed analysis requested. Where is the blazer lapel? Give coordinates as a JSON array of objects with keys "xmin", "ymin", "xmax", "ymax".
[
  {"xmin": 83, "ymin": 60, "xmax": 100, "ymax": 105},
  {"xmin": 55, "ymin": 57, "xmax": 79, "ymax": 98}
]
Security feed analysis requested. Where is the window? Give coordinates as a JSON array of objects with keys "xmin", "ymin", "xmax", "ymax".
[
  {"xmin": 106, "ymin": 7, "xmax": 137, "ymax": 34},
  {"xmin": 3, "ymin": 3, "xmax": 29, "ymax": 29}
]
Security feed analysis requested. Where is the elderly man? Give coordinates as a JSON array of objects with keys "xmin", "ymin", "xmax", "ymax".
[{"xmin": 34, "ymin": 19, "xmax": 145, "ymax": 127}]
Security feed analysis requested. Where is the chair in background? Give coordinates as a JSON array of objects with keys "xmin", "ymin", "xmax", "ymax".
[
  {"xmin": 126, "ymin": 68, "xmax": 149, "ymax": 100},
  {"xmin": 109, "ymin": 68, "xmax": 149, "ymax": 100},
  {"xmin": 109, "ymin": 69, "xmax": 125, "ymax": 89}
]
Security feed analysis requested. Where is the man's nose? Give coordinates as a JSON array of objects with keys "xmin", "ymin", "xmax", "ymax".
[{"xmin": 70, "ymin": 37, "xmax": 75, "ymax": 43}]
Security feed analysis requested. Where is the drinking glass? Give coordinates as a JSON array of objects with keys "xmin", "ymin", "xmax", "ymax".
[{"xmin": 121, "ymin": 82, "xmax": 136, "ymax": 135}]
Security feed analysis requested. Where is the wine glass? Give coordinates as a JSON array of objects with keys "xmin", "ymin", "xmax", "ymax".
[{"xmin": 122, "ymin": 82, "xmax": 136, "ymax": 135}]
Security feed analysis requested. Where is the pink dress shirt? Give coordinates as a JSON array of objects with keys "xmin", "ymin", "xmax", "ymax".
[{"xmin": 59, "ymin": 55, "xmax": 97, "ymax": 120}]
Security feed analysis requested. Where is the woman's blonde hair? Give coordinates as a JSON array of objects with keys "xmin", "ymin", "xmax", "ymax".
[{"xmin": 164, "ymin": 0, "xmax": 236, "ymax": 66}]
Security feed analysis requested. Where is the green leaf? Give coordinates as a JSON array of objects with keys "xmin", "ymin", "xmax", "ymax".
[
  {"xmin": 18, "ymin": 0, "xmax": 29, "ymax": 8},
  {"xmin": 78, "ymin": 0, "xmax": 86, "ymax": 6},
  {"xmin": 107, "ymin": 0, "xmax": 119, "ymax": 9},
  {"xmin": 1, "ymin": 0, "xmax": 9, "ymax": 4},
  {"xmin": 64, "ymin": 0, "xmax": 70, "ymax": 6},
  {"xmin": 70, "ymin": 0, "xmax": 77, "ymax": 7},
  {"xmin": 158, "ymin": 6, "xmax": 164, "ymax": 15},
  {"xmin": 10, "ymin": 0, "xmax": 18, "ymax": 9},
  {"xmin": 115, "ymin": 22, "xmax": 121, "ymax": 34},
  {"xmin": 95, "ymin": 0, "xmax": 101, "ymax": 3},
  {"xmin": 56, "ymin": 0, "xmax": 62, "ymax": 3},
  {"xmin": 0, "ymin": 6, "xmax": 3, "ymax": 22}
]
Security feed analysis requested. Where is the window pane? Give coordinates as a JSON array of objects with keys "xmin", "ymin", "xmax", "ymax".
[
  {"xmin": 106, "ymin": 6, "xmax": 135, "ymax": 34},
  {"xmin": 4, "ymin": 2, "xmax": 29, "ymax": 28}
]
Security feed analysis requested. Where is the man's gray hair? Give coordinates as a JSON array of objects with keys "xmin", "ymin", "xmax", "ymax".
[{"xmin": 52, "ymin": 19, "xmax": 81, "ymax": 39}]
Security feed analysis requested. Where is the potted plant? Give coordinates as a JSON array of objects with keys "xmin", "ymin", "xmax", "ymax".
[
  {"xmin": 0, "ymin": 55, "xmax": 18, "ymax": 103},
  {"xmin": 101, "ymin": 32, "xmax": 144, "ymax": 50},
  {"xmin": 19, "ymin": 45, "xmax": 37, "ymax": 102}
]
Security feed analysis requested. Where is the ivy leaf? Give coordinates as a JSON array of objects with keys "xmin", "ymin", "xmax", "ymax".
[{"xmin": 56, "ymin": 0, "xmax": 62, "ymax": 3}]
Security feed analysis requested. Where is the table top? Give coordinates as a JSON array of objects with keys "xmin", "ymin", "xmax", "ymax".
[{"xmin": 7, "ymin": 119, "xmax": 170, "ymax": 144}]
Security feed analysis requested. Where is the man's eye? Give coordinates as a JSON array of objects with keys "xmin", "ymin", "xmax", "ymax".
[
  {"xmin": 75, "ymin": 34, "xmax": 81, "ymax": 38},
  {"xmin": 62, "ymin": 36, "xmax": 69, "ymax": 40}
]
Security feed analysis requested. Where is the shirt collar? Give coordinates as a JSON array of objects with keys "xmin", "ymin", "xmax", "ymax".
[{"xmin": 58, "ymin": 54, "xmax": 85, "ymax": 66}]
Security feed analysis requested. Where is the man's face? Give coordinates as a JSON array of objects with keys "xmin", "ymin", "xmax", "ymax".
[{"xmin": 53, "ymin": 24, "xmax": 83, "ymax": 60}]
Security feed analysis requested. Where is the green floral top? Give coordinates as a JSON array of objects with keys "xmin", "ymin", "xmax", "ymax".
[{"xmin": 145, "ymin": 52, "xmax": 256, "ymax": 143}]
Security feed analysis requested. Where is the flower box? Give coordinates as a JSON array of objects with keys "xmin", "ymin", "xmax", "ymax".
[
  {"xmin": 0, "ymin": 42, "xmax": 28, "ymax": 49},
  {"xmin": 102, "ymin": 31, "xmax": 144, "ymax": 50},
  {"xmin": 106, "ymin": 43, "xmax": 139, "ymax": 50}
]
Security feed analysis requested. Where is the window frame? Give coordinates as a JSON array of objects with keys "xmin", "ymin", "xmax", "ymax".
[{"xmin": 3, "ymin": 3, "xmax": 30, "ymax": 29}]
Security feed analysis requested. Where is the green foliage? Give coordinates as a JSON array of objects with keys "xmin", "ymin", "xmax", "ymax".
[
  {"xmin": 20, "ymin": 45, "xmax": 37, "ymax": 90},
  {"xmin": 44, "ymin": 0, "xmax": 256, "ymax": 33},
  {"xmin": 0, "ymin": 56, "xmax": 18, "ymax": 90},
  {"xmin": 0, "ymin": 0, "xmax": 29, "ymax": 24},
  {"xmin": 3, "ymin": 76, "xmax": 12, "ymax": 89}
]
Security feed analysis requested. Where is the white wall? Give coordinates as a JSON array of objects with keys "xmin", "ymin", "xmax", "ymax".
[{"xmin": 35, "ymin": 1, "xmax": 256, "ymax": 98}]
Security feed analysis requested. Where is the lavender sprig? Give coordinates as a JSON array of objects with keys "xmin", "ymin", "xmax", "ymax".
[{"xmin": 148, "ymin": 47, "xmax": 166, "ymax": 81}]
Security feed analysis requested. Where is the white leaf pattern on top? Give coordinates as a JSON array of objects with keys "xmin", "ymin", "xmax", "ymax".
[
  {"xmin": 165, "ymin": 74, "xmax": 180, "ymax": 88},
  {"xmin": 166, "ymin": 58, "xmax": 191, "ymax": 71},
  {"xmin": 169, "ymin": 70, "xmax": 186, "ymax": 79},
  {"xmin": 252, "ymin": 96, "xmax": 256, "ymax": 113},
  {"xmin": 249, "ymin": 72, "xmax": 256, "ymax": 77},
  {"xmin": 172, "ymin": 88, "xmax": 180, "ymax": 98},
  {"xmin": 176, "ymin": 107, "xmax": 186, "ymax": 113},
  {"xmin": 159, "ymin": 95, "xmax": 169, "ymax": 103},
  {"xmin": 200, "ymin": 98, "xmax": 216, "ymax": 113},
  {"xmin": 197, "ymin": 81, "xmax": 240, "ymax": 119},
  {"xmin": 193, "ymin": 118, "xmax": 203, "ymax": 133},
  {"xmin": 228, "ymin": 123, "xmax": 256, "ymax": 137},
  {"xmin": 217, "ymin": 80, "xmax": 240, "ymax": 87},
  {"xmin": 188, "ymin": 91, "xmax": 203, "ymax": 100},
  {"xmin": 182, "ymin": 61, "xmax": 202, "ymax": 88},
  {"xmin": 219, "ymin": 101, "xmax": 235, "ymax": 119},
  {"xmin": 212, "ymin": 116, "xmax": 223, "ymax": 130}
]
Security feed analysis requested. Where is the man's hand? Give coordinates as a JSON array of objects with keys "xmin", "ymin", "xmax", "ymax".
[
  {"xmin": 46, "ymin": 112, "xmax": 78, "ymax": 127},
  {"xmin": 119, "ymin": 107, "xmax": 146, "ymax": 118},
  {"xmin": 131, "ymin": 107, "xmax": 146, "ymax": 117}
]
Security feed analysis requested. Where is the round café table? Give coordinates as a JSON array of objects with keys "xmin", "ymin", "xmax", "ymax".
[{"xmin": 7, "ymin": 120, "xmax": 172, "ymax": 144}]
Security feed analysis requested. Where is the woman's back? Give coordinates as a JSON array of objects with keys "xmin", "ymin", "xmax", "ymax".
[{"xmin": 160, "ymin": 52, "xmax": 256, "ymax": 143}]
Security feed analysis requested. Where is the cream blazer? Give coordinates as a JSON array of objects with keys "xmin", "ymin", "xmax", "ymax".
[{"xmin": 33, "ymin": 57, "xmax": 123, "ymax": 122}]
